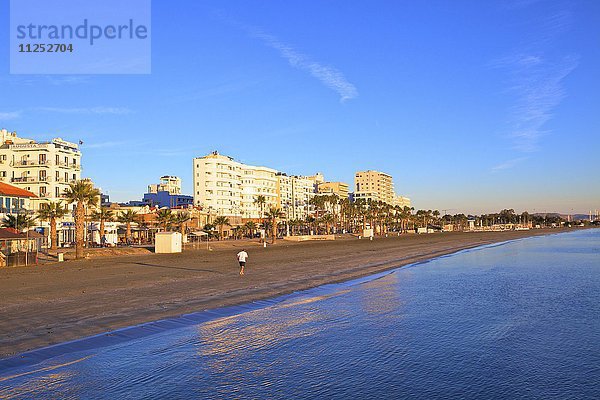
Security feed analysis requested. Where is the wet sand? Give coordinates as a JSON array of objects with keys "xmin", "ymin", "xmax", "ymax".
[{"xmin": 0, "ymin": 229, "xmax": 572, "ymax": 358}]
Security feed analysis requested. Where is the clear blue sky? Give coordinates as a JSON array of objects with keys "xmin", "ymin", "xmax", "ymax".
[{"xmin": 1, "ymin": 0, "xmax": 598, "ymax": 214}]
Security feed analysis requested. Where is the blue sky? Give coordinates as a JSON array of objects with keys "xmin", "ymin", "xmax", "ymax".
[{"xmin": 0, "ymin": 0, "xmax": 598, "ymax": 214}]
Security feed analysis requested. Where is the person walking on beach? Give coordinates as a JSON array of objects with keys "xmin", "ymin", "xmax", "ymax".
[{"xmin": 237, "ymin": 249, "xmax": 248, "ymax": 276}]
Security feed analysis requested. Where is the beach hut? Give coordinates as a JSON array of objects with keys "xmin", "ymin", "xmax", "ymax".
[{"xmin": 0, "ymin": 228, "xmax": 43, "ymax": 267}]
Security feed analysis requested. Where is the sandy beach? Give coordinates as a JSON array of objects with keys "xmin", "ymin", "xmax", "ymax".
[{"xmin": 0, "ymin": 229, "xmax": 573, "ymax": 358}]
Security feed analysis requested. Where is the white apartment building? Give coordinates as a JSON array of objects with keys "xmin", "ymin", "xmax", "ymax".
[
  {"xmin": 193, "ymin": 152, "xmax": 279, "ymax": 219},
  {"xmin": 277, "ymin": 173, "xmax": 316, "ymax": 220},
  {"xmin": 241, "ymin": 165, "xmax": 278, "ymax": 219},
  {"xmin": 0, "ymin": 129, "xmax": 81, "ymax": 209},
  {"xmin": 193, "ymin": 152, "xmax": 243, "ymax": 217}
]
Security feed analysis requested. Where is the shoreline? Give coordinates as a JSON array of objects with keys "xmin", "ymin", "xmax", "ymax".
[{"xmin": 0, "ymin": 228, "xmax": 581, "ymax": 360}]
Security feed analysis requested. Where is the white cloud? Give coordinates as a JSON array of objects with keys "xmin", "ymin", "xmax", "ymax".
[
  {"xmin": 503, "ymin": 55, "xmax": 578, "ymax": 153},
  {"xmin": 251, "ymin": 30, "xmax": 358, "ymax": 103},
  {"xmin": 0, "ymin": 111, "xmax": 21, "ymax": 120},
  {"xmin": 37, "ymin": 107, "xmax": 132, "ymax": 115},
  {"xmin": 492, "ymin": 157, "xmax": 529, "ymax": 171}
]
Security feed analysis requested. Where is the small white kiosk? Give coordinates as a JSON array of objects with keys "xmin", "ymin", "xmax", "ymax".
[{"xmin": 154, "ymin": 232, "xmax": 182, "ymax": 254}]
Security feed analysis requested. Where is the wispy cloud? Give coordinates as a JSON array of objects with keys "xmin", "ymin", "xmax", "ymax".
[
  {"xmin": 251, "ymin": 30, "xmax": 358, "ymax": 102},
  {"xmin": 492, "ymin": 157, "xmax": 529, "ymax": 171},
  {"xmin": 497, "ymin": 54, "xmax": 578, "ymax": 153},
  {"xmin": 36, "ymin": 107, "xmax": 132, "ymax": 115},
  {"xmin": 0, "ymin": 111, "xmax": 22, "ymax": 120},
  {"xmin": 83, "ymin": 140, "xmax": 131, "ymax": 149},
  {"xmin": 46, "ymin": 76, "xmax": 91, "ymax": 86},
  {"xmin": 491, "ymin": 3, "xmax": 577, "ymax": 171}
]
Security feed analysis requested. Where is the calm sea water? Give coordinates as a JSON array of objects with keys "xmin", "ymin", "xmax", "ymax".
[{"xmin": 1, "ymin": 229, "xmax": 599, "ymax": 399}]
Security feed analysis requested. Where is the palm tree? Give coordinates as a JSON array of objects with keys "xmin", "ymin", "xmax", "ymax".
[
  {"xmin": 63, "ymin": 180, "xmax": 100, "ymax": 259},
  {"xmin": 173, "ymin": 211, "xmax": 191, "ymax": 237},
  {"xmin": 244, "ymin": 221, "xmax": 257, "ymax": 238},
  {"xmin": 265, "ymin": 207, "xmax": 284, "ymax": 244},
  {"xmin": 156, "ymin": 209, "xmax": 173, "ymax": 231},
  {"xmin": 117, "ymin": 210, "xmax": 138, "ymax": 243},
  {"xmin": 254, "ymin": 195, "xmax": 266, "ymax": 226},
  {"xmin": 320, "ymin": 213, "xmax": 334, "ymax": 234},
  {"xmin": 37, "ymin": 201, "xmax": 69, "ymax": 250},
  {"xmin": 213, "ymin": 216, "xmax": 230, "ymax": 240},
  {"xmin": 1, "ymin": 214, "xmax": 37, "ymax": 230},
  {"xmin": 91, "ymin": 207, "xmax": 114, "ymax": 245}
]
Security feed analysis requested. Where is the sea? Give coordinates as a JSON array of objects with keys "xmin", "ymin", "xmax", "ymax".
[{"xmin": 1, "ymin": 229, "xmax": 598, "ymax": 399}]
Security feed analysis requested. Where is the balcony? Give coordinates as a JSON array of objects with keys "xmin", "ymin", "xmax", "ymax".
[
  {"xmin": 11, "ymin": 177, "xmax": 35, "ymax": 183},
  {"xmin": 54, "ymin": 177, "xmax": 77, "ymax": 184},
  {"xmin": 11, "ymin": 176, "xmax": 52, "ymax": 184},
  {"xmin": 10, "ymin": 160, "xmax": 52, "ymax": 167}
]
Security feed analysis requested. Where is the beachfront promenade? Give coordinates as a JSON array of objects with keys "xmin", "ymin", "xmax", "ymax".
[{"xmin": 0, "ymin": 228, "xmax": 573, "ymax": 358}]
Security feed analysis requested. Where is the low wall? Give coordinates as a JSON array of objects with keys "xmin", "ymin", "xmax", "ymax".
[{"xmin": 283, "ymin": 235, "xmax": 335, "ymax": 242}]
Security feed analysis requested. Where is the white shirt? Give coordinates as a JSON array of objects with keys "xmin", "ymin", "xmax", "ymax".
[{"xmin": 237, "ymin": 251, "xmax": 248, "ymax": 262}]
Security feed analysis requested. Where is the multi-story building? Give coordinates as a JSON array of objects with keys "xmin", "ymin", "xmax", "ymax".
[
  {"xmin": 193, "ymin": 152, "xmax": 278, "ymax": 220},
  {"xmin": 277, "ymin": 173, "xmax": 316, "ymax": 220},
  {"xmin": 0, "ymin": 181, "xmax": 36, "ymax": 215},
  {"xmin": 0, "ymin": 129, "xmax": 81, "ymax": 209},
  {"xmin": 354, "ymin": 170, "xmax": 395, "ymax": 205},
  {"xmin": 193, "ymin": 152, "xmax": 243, "ymax": 217},
  {"xmin": 394, "ymin": 195, "xmax": 412, "ymax": 208},
  {"xmin": 143, "ymin": 175, "xmax": 193, "ymax": 208},
  {"xmin": 148, "ymin": 175, "xmax": 181, "ymax": 195},
  {"xmin": 317, "ymin": 181, "xmax": 349, "ymax": 199},
  {"xmin": 241, "ymin": 165, "xmax": 278, "ymax": 219}
]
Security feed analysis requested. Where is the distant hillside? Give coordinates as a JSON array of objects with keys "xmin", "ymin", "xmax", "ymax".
[{"xmin": 532, "ymin": 213, "xmax": 593, "ymax": 221}]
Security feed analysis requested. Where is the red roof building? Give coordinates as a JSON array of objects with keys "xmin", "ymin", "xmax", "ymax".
[{"xmin": 0, "ymin": 182, "xmax": 37, "ymax": 198}]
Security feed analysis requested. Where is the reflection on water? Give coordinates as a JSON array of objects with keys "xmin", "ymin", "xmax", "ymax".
[{"xmin": 1, "ymin": 229, "xmax": 599, "ymax": 399}]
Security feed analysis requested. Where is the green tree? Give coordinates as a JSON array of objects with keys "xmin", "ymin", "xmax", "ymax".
[
  {"xmin": 173, "ymin": 211, "xmax": 191, "ymax": 238},
  {"xmin": 1, "ymin": 214, "xmax": 37, "ymax": 230},
  {"xmin": 213, "ymin": 216, "xmax": 230, "ymax": 240},
  {"xmin": 265, "ymin": 207, "xmax": 284, "ymax": 244},
  {"xmin": 244, "ymin": 221, "xmax": 257, "ymax": 238},
  {"xmin": 37, "ymin": 201, "xmax": 69, "ymax": 249},
  {"xmin": 91, "ymin": 207, "xmax": 114, "ymax": 244},
  {"xmin": 117, "ymin": 210, "xmax": 138, "ymax": 242},
  {"xmin": 63, "ymin": 180, "xmax": 100, "ymax": 259},
  {"xmin": 156, "ymin": 209, "xmax": 173, "ymax": 231},
  {"xmin": 254, "ymin": 195, "xmax": 266, "ymax": 226}
]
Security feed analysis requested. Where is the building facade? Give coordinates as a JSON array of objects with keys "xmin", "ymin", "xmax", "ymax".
[
  {"xmin": 241, "ymin": 165, "xmax": 278, "ymax": 219},
  {"xmin": 0, "ymin": 129, "xmax": 81, "ymax": 209},
  {"xmin": 354, "ymin": 170, "xmax": 395, "ymax": 204},
  {"xmin": 317, "ymin": 181, "xmax": 349, "ymax": 199},
  {"xmin": 276, "ymin": 173, "xmax": 316, "ymax": 220},
  {"xmin": 193, "ymin": 152, "xmax": 243, "ymax": 217},
  {"xmin": 0, "ymin": 181, "xmax": 36, "ymax": 215},
  {"xmin": 393, "ymin": 195, "xmax": 412, "ymax": 208},
  {"xmin": 193, "ymin": 152, "xmax": 278, "ymax": 219},
  {"xmin": 143, "ymin": 175, "xmax": 193, "ymax": 208},
  {"xmin": 148, "ymin": 176, "xmax": 181, "ymax": 195}
]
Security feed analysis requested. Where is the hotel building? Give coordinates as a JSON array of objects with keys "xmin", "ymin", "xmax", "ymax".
[
  {"xmin": 354, "ymin": 170, "xmax": 411, "ymax": 208},
  {"xmin": 193, "ymin": 152, "xmax": 278, "ymax": 219},
  {"xmin": 0, "ymin": 129, "xmax": 81, "ymax": 209},
  {"xmin": 354, "ymin": 170, "xmax": 395, "ymax": 204}
]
